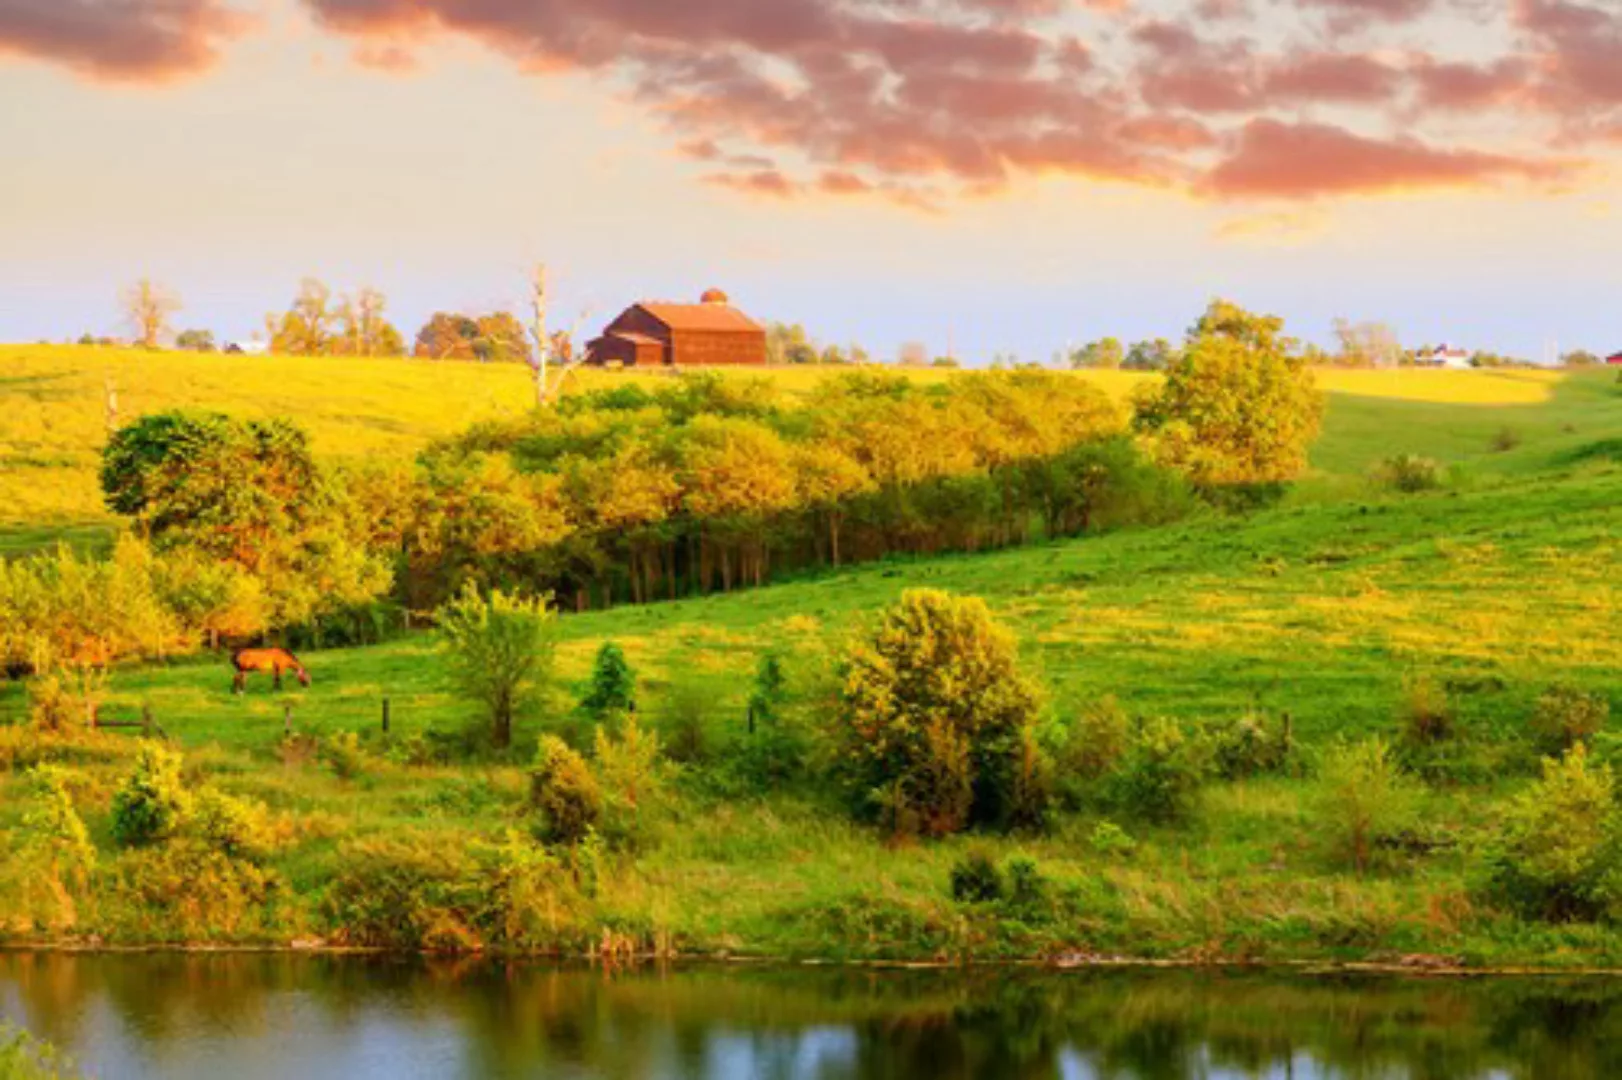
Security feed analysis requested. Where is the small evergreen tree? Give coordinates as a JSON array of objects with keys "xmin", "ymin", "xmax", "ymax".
[{"xmin": 580, "ymin": 641, "xmax": 636, "ymax": 721}]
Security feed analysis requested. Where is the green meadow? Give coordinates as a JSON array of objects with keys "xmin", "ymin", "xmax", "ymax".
[{"xmin": 0, "ymin": 357, "xmax": 1618, "ymax": 964}]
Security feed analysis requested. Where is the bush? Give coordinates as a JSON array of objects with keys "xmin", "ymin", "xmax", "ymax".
[
  {"xmin": 322, "ymin": 731, "xmax": 369, "ymax": 781},
  {"xmin": 0, "ymin": 1022, "xmax": 76, "ymax": 1080},
  {"xmin": 1532, "ymin": 684, "xmax": 1609, "ymax": 754},
  {"xmin": 191, "ymin": 788, "xmax": 274, "ymax": 862},
  {"xmin": 1208, "ymin": 711, "xmax": 1295, "ymax": 779},
  {"xmin": 594, "ymin": 716, "xmax": 671, "ymax": 846},
  {"xmin": 1059, "ymin": 696, "xmax": 1131, "ymax": 782},
  {"xmin": 748, "ymin": 652, "xmax": 788, "ymax": 729},
  {"xmin": 1315, "ymin": 738, "xmax": 1422, "ymax": 874},
  {"xmin": 324, "ymin": 835, "xmax": 479, "ymax": 951},
  {"xmin": 1478, "ymin": 746, "xmax": 1622, "ymax": 922},
  {"xmin": 111, "ymin": 743, "xmax": 193, "ymax": 848},
  {"xmin": 836, "ymin": 589, "xmax": 1046, "ymax": 837},
  {"xmin": 949, "ymin": 851, "xmax": 1004, "ymax": 903},
  {"xmin": 659, "ymin": 680, "xmax": 712, "ymax": 765},
  {"xmin": 1107, "ymin": 717, "xmax": 1208, "ymax": 824},
  {"xmin": 437, "ymin": 584, "xmax": 557, "ymax": 750},
  {"xmin": 110, "ymin": 839, "xmax": 281, "ymax": 941},
  {"xmin": 579, "ymin": 641, "xmax": 636, "ymax": 722},
  {"xmin": 530, "ymin": 736, "xmax": 602, "ymax": 845},
  {"xmin": 4, "ymin": 766, "xmax": 97, "ymax": 931},
  {"xmin": 1375, "ymin": 454, "xmax": 1443, "ymax": 493},
  {"xmin": 1401, "ymin": 676, "xmax": 1455, "ymax": 747},
  {"xmin": 26, "ymin": 676, "xmax": 74, "ymax": 732},
  {"xmin": 1003, "ymin": 855, "xmax": 1047, "ymax": 912},
  {"xmin": 1490, "ymin": 426, "xmax": 1523, "ymax": 452}
]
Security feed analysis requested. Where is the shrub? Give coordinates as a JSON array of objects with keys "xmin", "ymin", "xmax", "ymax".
[
  {"xmin": 110, "ymin": 839, "xmax": 280, "ymax": 941},
  {"xmin": 1374, "ymin": 454, "xmax": 1443, "ymax": 493},
  {"xmin": 1107, "ymin": 717, "xmax": 1208, "ymax": 824},
  {"xmin": 835, "ymin": 589, "xmax": 1045, "ymax": 837},
  {"xmin": 469, "ymin": 830, "xmax": 587, "ymax": 950},
  {"xmin": 593, "ymin": 716, "xmax": 671, "ymax": 846},
  {"xmin": 0, "ymin": 1022, "xmax": 75, "ymax": 1080},
  {"xmin": 1490, "ymin": 426, "xmax": 1523, "ymax": 452},
  {"xmin": 1478, "ymin": 746, "xmax": 1622, "ymax": 922},
  {"xmin": 1089, "ymin": 820, "xmax": 1137, "ymax": 858},
  {"xmin": 4, "ymin": 766, "xmax": 97, "ymax": 931},
  {"xmin": 530, "ymin": 736, "xmax": 602, "ymax": 845},
  {"xmin": 191, "ymin": 788, "xmax": 274, "ymax": 862},
  {"xmin": 26, "ymin": 676, "xmax": 74, "ymax": 732},
  {"xmin": 1401, "ymin": 676, "xmax": 1455, "ymax": 747},
  {"xmin": 579, "ymin": 641, "xmax": 636, "ymax": 722},
  {"xmin": 659, "ymin": 680, "xmax": 711, "ymax": 765},
  {"xmin": 1532, "ymin": 684, "xmax": 1609, "ymax": 754},
  {"xmin": 1209, "ymin": 711, "xmax": 1295, "ymax": 779},
  {"xmin": 747, "ymin": 652, "xmax": 788, "ymax": 730},
  {"xmin": 949, "ymin": 850, "xmax": 1004, "ymax": 903},
  {"xmin": 1315, "ymin": 738, "xmax": 1422, "ymax": 874},
  {"xmin": 111, "ymin": 743, "xmax": 193, "ymax": 848},
  {"xmin": 322, "ymin": 731, "xmax": 369, "ymax": 781},
  {"xmin": 1003, "ymin": 855, "xmax": 1047, "ymax": 913},
  {"xmin": 324, "ymin": 835, "xmax": 479, "ymax": 951},
  {"xmin": 437, "ymin": 584, "xmax": 557, "ymax": 750},
  {"xmin": 1055, "ymin": 697, "xmax": 1131, "ymax": 807}
]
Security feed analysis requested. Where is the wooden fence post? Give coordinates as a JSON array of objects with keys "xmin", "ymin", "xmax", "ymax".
[
  {"xmin": 382, "ymin": 697, "xmax": 391, "ymax": 735},
  {"xmin": 284, "ymin": 702, "xmax": 292, "ymax": 736}
]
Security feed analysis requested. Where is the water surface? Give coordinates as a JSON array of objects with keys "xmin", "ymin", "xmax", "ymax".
[{"xmin": 4, "ymin": 952, "xmax": 1621, "ymax": 1079}]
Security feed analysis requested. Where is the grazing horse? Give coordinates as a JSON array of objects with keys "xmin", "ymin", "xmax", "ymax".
[{"xmin": 232, "ymin": 648, "xmax": 311, "ymax": 694}]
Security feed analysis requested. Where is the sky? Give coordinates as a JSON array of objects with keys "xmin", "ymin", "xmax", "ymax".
[{"xmin": 2, "ymin": 0, "xmax": 1621, "ymax": 364}]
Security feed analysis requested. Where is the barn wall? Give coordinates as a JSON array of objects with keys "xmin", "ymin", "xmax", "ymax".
[
  {"xmin": 590, "ymin": 337, "xmax": 639, "ymax": 367},
  {"xmin": 670, "ymin": 330, "xmax": 768, "ymax": 366}
]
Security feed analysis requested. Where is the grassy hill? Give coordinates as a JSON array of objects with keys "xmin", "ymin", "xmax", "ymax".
[{"xmin": 0, "ymin": 348, "xmax": 1618, "ymax": 965}]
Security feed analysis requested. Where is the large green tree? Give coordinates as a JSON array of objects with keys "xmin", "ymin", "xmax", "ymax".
[{"xmin": 1134, "ymin": 300, "xmax": 1325, "ymax": 488}]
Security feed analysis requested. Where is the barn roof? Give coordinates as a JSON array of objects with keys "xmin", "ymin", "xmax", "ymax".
[{"xmin": 637, "ymin": 302, "xmax": 764, "ymax": 333}]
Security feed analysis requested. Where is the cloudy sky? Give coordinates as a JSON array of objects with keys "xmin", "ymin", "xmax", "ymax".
[{"xmin": 3, "ymin": 0, "xmax": 1620, "ymax": 362}]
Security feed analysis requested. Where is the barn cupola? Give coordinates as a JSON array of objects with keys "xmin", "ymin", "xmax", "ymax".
[{"xmin": 700, "ymin": 288, "xmax": 730, "ymax": 305}]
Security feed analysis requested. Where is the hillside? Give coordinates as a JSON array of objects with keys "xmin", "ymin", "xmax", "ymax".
[
  {"xmin": 0, "ymin": 367, "xmax": 1617, "ymax": 964},
  {"xmin": 0, "ymin": 343, "xmax": 1605, "ymax": 548}
]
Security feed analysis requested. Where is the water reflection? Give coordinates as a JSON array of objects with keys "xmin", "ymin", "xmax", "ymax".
[{"xmin": 3, "ymin": 953, "xmax": 1621, "ymax": 1079}]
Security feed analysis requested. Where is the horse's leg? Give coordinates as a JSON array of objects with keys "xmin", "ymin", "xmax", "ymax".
[
  {"xmin": 274, "ymin": 669, "xmax": 283, "ymax": 691},
  {"xmin": 233, "ymin": 670, "xmax": 244, "ymax": 695}
]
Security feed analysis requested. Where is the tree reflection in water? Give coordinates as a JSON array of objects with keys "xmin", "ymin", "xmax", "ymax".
[{"xmin": 3, "ymin": 954, "xmax": 1622, "ymax": 1079}]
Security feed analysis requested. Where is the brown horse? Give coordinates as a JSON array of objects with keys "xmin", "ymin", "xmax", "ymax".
[{"xmin": 231, "ymin": 648, "xmax": 311, "ymax": 694}]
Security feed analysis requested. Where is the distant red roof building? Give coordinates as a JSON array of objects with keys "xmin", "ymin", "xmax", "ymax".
[
  {"xmin": 586, "ymin": 289, "xmax": 766, "ymax": 367},
  {"xmin": 1607, "ymin": 351, "xmax": 1622, "ymax": 366}
]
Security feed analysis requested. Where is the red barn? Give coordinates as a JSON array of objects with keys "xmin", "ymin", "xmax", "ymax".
[
  {"xmin": 1607, "ymin": 352, "xmax": 1622, "ymax": 366},
  {"xmin": 585, "ymin": 289, "xmax": 766, "ymax": 368}
]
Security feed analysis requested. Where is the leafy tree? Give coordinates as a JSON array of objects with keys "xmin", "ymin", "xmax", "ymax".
[
  {"xmin": 1070, "ymin": 337, "xmax": 1124, "ymax": 370},
  {"xmin": 333, "ymin": 287, "xmax": 405, "ymax": 357},
  {"xmin": 765, "ymin": 322, "xmax": 818, "ymax": 365},
  {"xmin": 580, "ymin": 641, "xmax": 636, "ymax": 721},
  {"xmin": 112, "ymin": 743, "xmax": 193, "ymax": 848},
  {"xmin": 1562, "ymin": 350, "xmax": 1602, "ymax": 368},
  {"xmin": 1333, "ymin": 319, "xmax": 1403, "ymax": 368},
  {"xmin": 836, "ymin": 589, "xmax": 1045, "ymax": 837},
  {"xmin": 270, "ymin": 278, "xmax": 338, "ymax": 356},
  {"xmin": 436, "ymin": 585, "xmax": 557, "ymax": 750},
  {"xmin": 476, "ymin": 313, "xmax": 533, "ymax": 364},
  {"xmin": 1133, "ymin": 300, "xmax": 1325, "ymax": 488},
  {"xmin": 123, "ymin": 279, "xmax": 180, "ymax": 349},
  {"xmin": 415, "ymin": 312, "xmax": 482, "ymax": 360},
  {"xmin": 101, "ymin": 411, "xmax": 389, "ymax": 628},
  {"xmin": 174, "ymin": 329, "xmax": 216, "ymax": 353},
  {"xmin": 1124, "ymin": 338, "xmax": 1177, "ymax": 371}
]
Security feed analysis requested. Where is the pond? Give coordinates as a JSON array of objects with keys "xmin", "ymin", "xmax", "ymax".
[{"xmin": 4, "ymin": 953, "xmax": 1622, "ymax": 1078}]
